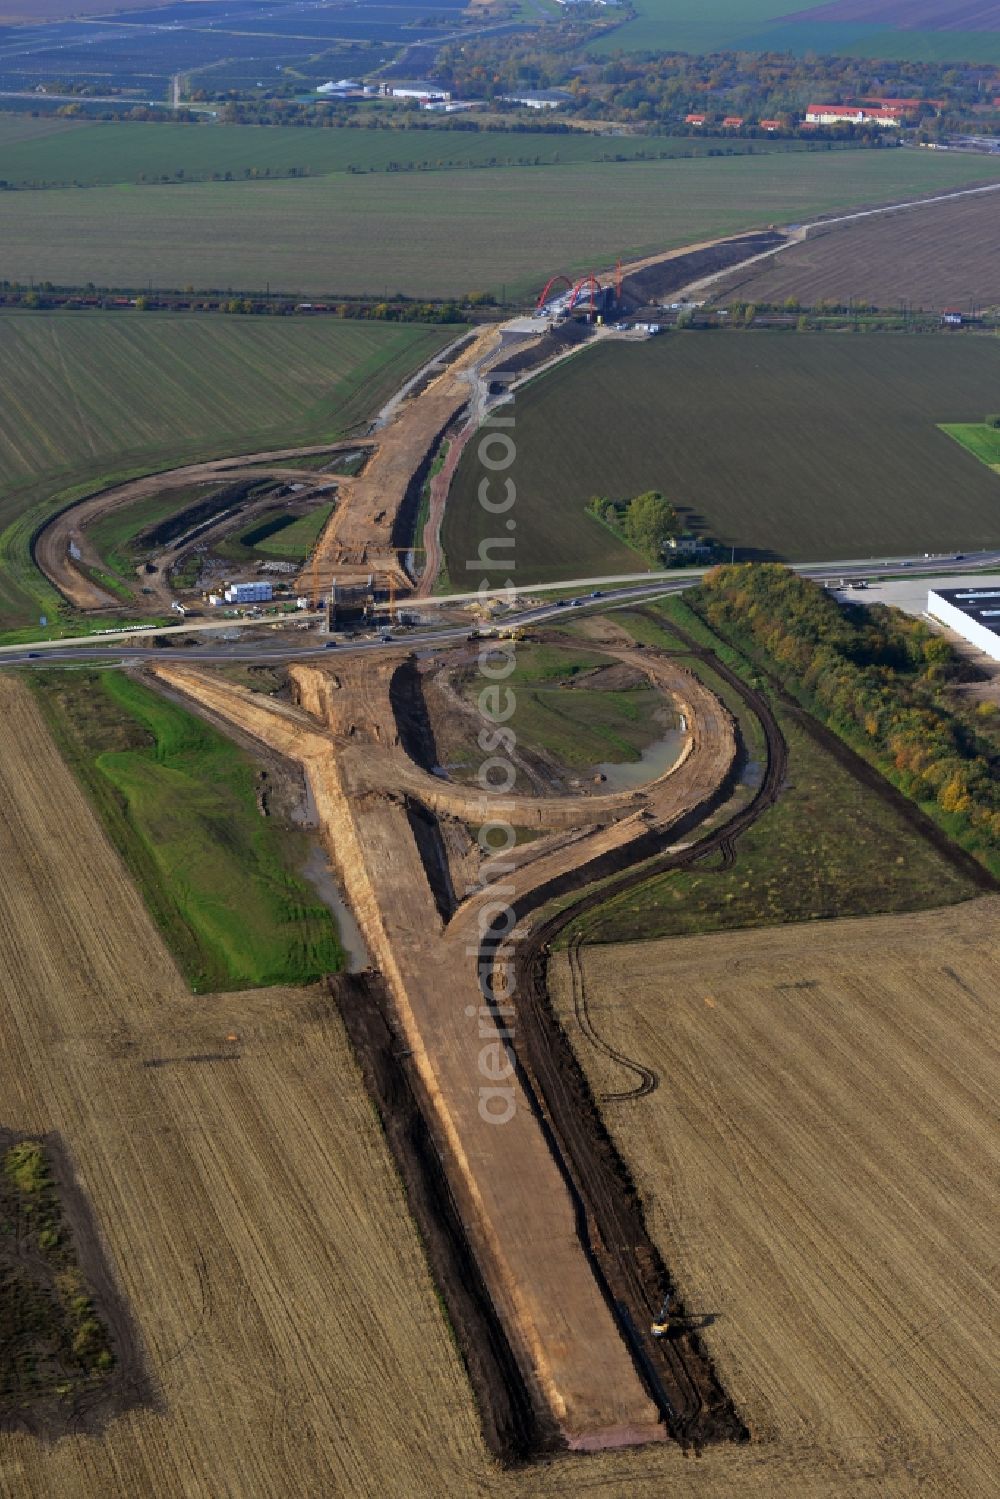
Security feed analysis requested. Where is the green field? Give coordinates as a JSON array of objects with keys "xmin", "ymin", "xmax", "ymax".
[
  {"xmin": 447, "ymin": 642, "xmax": 668, "ymax": 776},
  {"xmin": 247, "ymin": 501, "xmax": 336, "ymax": 559},
  {"xmin": 562, "ymin": 597, "xmax": 978, "ymax": 944},
  {"xmin": 942, "ymin": 422, "xmax": 1000, "ymax": 470},
  {"xmin": 444, "ymin": 332, "xmax": 1000, "ymax": 584},
  {"xmin": 31, "ymin": 669, "xmax": 344, "ymax": 991},
  {"xmin": 0, "ymin": 312, "xmax": 455, "ymax": 631},
  {"xmin": 5, "ymin": 148, "xmax": 1000, "ymax": 299},
  {"xmin": 0, "ymin": 116, "xmax": 825, "ymax": 190},
  {"xmin": 592, "ymin": 0, "xmax": 1000, "ymax": 61}
]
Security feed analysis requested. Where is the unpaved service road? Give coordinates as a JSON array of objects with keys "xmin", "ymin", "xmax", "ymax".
[{"xmin": 34, "ymin": 440, "xmax": 371, "ymax": 611}]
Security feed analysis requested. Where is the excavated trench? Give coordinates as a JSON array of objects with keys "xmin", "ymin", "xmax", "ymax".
[{"xmin": 330, "ymin": 972, "xmax": 558, "ymax": 1465}]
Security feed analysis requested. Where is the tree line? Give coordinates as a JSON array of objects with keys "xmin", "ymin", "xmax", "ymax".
[{"xmin": 694, "ymin": 564, "xmax": 999, "ymax": 870}]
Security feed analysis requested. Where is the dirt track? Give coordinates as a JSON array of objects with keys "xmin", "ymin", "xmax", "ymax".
[
  {"xmin": 150, "ymin": 640, "xmax": 737, "ymax": 1449},
  {"xmin": 34, "ymin": 440, "xmax": 371, "ymax": 611}
]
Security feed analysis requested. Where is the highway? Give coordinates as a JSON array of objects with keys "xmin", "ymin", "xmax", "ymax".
[{"xmin": 3, "ymin": 551, "xmax": 999, "ymax": 668}]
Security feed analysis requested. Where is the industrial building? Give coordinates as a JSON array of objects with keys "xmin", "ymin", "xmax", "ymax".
[{"xmin": 927, "ymin": 586, "xmax": 1000, "ymax": 661}]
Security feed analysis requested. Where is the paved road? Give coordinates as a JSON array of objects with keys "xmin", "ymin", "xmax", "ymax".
[{"xmin": 4, "ymin": 553, "xmax": 999, "ymax": 669}]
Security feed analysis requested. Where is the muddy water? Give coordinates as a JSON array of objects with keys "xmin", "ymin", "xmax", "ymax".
[
  {"xmin": 292, "ymin": 779, "xmax": 371, "ymax": 972},
  {"xmin": 301, "ymin": 844, "xmax": 371, "ymax": 973},
  {"xmin": 594, "ymin": 715, "xmax": 687, "ymax": 792}
]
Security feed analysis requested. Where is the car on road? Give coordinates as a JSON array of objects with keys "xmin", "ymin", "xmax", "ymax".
[
  {"xmin": 590, "ymin": 590, "xmax": 602, "ymax": 599},
  {"xmin": 571, "ymin": 598, "xmax": 583, "ymax": 607},
  {"xmin": 324, "ymin": 640, "xmax": 338, "ymax": 648}
]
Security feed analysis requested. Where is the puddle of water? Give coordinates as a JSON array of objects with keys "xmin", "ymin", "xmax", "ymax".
[
  {"xmin": 288, "ymin": 776, "xmax": 370, "ymax": 972},
  {"xmin": 740, "ymin": 758, "xmax": 764, "ymax": 789},
  {"xmin": 595, "ymin": 716, "xmax": 687, "ymax": 792},
  {"xmin": 301, "ymin": 844, "xmax": 370, "ymax": 974}
]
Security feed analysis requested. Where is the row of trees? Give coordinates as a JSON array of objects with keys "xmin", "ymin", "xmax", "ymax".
[{"xmin": 695, "ymin": 565, "xmax": 1000, "ymax": 863}]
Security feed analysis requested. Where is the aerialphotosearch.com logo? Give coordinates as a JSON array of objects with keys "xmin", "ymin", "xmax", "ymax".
[{"xmin": 464, "ymin": 373, "xmax": 520, "ymax": 1127}]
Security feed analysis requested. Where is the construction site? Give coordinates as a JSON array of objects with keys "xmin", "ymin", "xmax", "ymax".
[{"xmin": 5, "ymin": 209, "xmax": 999, "ymax": 1498}]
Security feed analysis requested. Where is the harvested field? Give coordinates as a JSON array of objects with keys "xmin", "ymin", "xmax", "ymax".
[
  {"xmin": 445, "ymin": 332, "xmax": 1000, "ymax": 577},
  {"xmin": 0, "ymin": 673, "xmax": 488, "ymax": 1493},
  {"xmin": 710, "ymin": 188, "xmax": 1000, "ymax": 310},
  {"xmin": 550, "ymin": 899, "xmax": 1000, "ymax": 1497},
  {"xmin": 3, "ymin": 655, "xmax": 995, "ymax": 1492}
]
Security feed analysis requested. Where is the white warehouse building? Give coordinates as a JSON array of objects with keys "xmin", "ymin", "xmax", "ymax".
[{"xmin": 927, "ymin": 586, "xmax": 1000, "ymax": 661}]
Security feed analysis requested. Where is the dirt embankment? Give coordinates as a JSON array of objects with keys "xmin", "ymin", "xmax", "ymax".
[
  {"xmin": 303, "ymin": 326, "xmax": 501, "ymax": 589},
  {"xmin": 34, "ymin": 441, "xmax": 370, "ymax": 613},
  {"xmin": 620, "ymin": 231, "xmax": 787, "ymax": 309},
  {"xmin": 149, "ymin": 642, "xmax": 739, "ymax": 1454}
]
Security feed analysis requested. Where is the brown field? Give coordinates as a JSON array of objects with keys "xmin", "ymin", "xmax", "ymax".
[
  {"xmin": 550, "ymin": 902, "xmax": 1000, "ymax": 1498},
  {"xmin": 710, "ymin": 189, "xmax": 1000, "ymax": 310},
  {"xmin": 2, "ymin": 657, "xmax": 998, "ymax": 1490}
]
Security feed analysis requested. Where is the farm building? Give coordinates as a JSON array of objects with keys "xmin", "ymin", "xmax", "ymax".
[
  {"xmin": 759, "ymin": 119, "xmax": 782, "ymax": 132},
  {"xmin": 665, "ymin": 533, "xmax": 710, "ymax": 556},
  {"xmin": 721, "ymin": 116, "xmax": 744, "ymax": 129},
  {"xmin": 927, "ymin": 586, "xmax": 1000, "ymax": 660},
  {"xmin": 224, "ymin": 581, "xmax": 273, "ymax": 605},
  {"xmin": 805, "ymin": 104, "xmax": 903, "ymax": 127},
  {"xmin": 685, "ymin": 113, "xmax": 708, "ymax": 126},
  {"xmin": 315, "ymin": 79, "xmax": 365, "ymax": 97}
]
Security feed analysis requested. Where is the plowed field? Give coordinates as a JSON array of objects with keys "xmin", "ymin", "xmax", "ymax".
[
  {"xmin": 710, "ymin": 189, "xmax": 1000, "ymax": 310},
  {"xmin": 550, "ymin": 901, "xmax": 1000, "ymax": 1498}
]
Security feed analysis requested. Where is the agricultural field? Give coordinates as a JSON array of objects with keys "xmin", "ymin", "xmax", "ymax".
[
  {"xmin": 0, "ymin": 116, "xmax": 826, "ymax": 190},
  {"xmin": 445, "ymin": 332, "xmax": 1000, "ymax": 582},
  {"xmin": 31, "ymin": 669, "xmax": 343, "ymax": 990},
  {"xmin": 550, "ymin": 899, "xmax": 1000, "ymax": 1497},
  {"xmin": 595, "ymin": 0, "xmax": 1000, "ymax": 61},
  {"xmin": 564, "ymin": 599, "xmax": 980, "ymax": 945},
  {"xmin": 0, "ymin": 311, "xmax": 455, "ymax": 632},
  {"xmin": 3, "ymin": 662, "xmax": 979, "ymax": 1497},
  {"xmin": 0, "ymin": 0, "xmax": 452, "ymax": 97},
  {"xmin": 6, "ymin": 147, "xmax": 1000, "ymax": 298},
  {"xmin": 710, "ymin": 189, "xmax": 1000, "ymax": 312}
]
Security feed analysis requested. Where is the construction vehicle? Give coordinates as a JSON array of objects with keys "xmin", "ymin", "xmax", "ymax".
[{"xmin": 650, "ymin": 1293, "xmax": 676, "ymax": 1338}]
